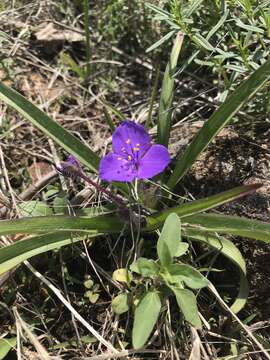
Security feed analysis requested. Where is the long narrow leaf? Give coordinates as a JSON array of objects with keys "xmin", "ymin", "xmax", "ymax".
[
  {"xmin": 183, "ymin": 213, "xmax": 270, "ymax": 243},
  {"xmin": 158, "ymin": 32, "xmax": 184, "ymax": 147},
  {"xmin": 168, "ymin": 59, "xmax": 270, "ymax": 189},
  {"xmin": 146, "ymin": 30, "xmax": 176, "ymax": 53},
  {"xmin": 0, "ymin": 82, "xmax": 99, "ymax": 172},
  {"xmin": 184, "ymin": 228, "xmax": 248, "ymax": 313},
  {"xmin": 0, "ymin": 232, "xmax": 95, "ymax": 275},
  {"xmin": 0, "ymin": 214, "xmax": 123, "ymax": 236},
  {"xmin": 146, "ymin": 183, "xmax": 261, "ymax": 230}
]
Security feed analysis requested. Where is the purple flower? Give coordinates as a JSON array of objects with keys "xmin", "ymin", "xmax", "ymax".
[
  {"xmin": 56, "ymin": 155, "xmax": 82, "ymax": 177},
  {"xmin": 99, "ymin": 121, "xmax": 170, "ymax": 182}
]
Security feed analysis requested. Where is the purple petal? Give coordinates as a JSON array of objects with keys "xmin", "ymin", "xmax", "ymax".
[
  {"xmin": 112, "ymin": 121, "xmax": 151, "ymax": 157},
  {"xmin": 66, "ymin": 155, "xmax": 81, "ymax": 169},
  {"xmin": 56, "ymin": 154, "xmax": 81, "ymax": 177},
  {"xmin": 99, "ymin": 152, "xmax": 137, "ymax": 182},
  {"xmin": 137, "ymin": 144, "xmax": 171, "ymax": 179}
]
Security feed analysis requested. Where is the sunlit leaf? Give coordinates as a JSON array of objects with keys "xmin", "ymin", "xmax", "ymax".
[
  {"xmin": 0, "ymin": 337, "xmax": 16, "ymax": 360},
  {"xmin": 112, "ymin": 268, "xmax": 132, "ymax": 284},
  {"xmin": 167, "ymin": 264, "xmax": 209, "ymax": 289},
  {"xmin": 112, "ymin": 293, "xmax": 130, "ymax": 315},
  {"xmin": 172, "ymin": 288, "xmax": 202, "ymax": 327},
  {"xmin": 157, "ymin": 213, "xmax": 181, "ymax": 266},
  {"xmin": 146, "ymin": 184, "xmax": 261, "ymax": 230},
  {"xmin": 132, "ymin": 290, "xmax": 161, "ymax": 349},
  {"xmin": 184, "ymin": 213, "xmax": 270, "ymax": 243},
  {"xmin": 130, "ymin": 257, "xmax": 159, "ymax": 277},
  {"xmin": 0, "ymin": 214, "xmax": 123, "ymax": 236}
]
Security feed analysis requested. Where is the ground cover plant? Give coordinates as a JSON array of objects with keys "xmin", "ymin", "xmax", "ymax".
[{"xmin": 0, "ymin": 0, "xmax": 270, "ymax": 359}]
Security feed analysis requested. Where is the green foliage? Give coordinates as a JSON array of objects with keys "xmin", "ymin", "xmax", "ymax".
[
  {"xmin": 132, "ymin": 291, "xmax": 161, "ymax": 349},
  {"xmin": 172, "ymin": 288, "xmax": 202, "ymax": 328},
  {"xmin": 157, "ymin": 212, "xmax": 181, "ymax": 266},
  {"xmin": 112, "ymin": 293, "xmax": 130, "ymax": 315},
  {"xmin": 113, "ymin": 213, "xmax": 208, "ymax": 348},
  {"xmin": 158, "ymin": 32, "xmax": 184, "ymax": 147},
  {"xmin": 166, "ymin": 264, "xmax": 209, "ymax": 289},
  {"xmin": 96, "ymin": 0, "xmax": 156, "ymax": 52},
  {"xmin": 148, "ymin": 0, "xmax": 270, "ymax": 101},
  {"xmin": 0, "ymin": 337, "xmax": 16, "ymax": 359},
  {"xmin": 167, "ymin": 59, "xmax": 270, "ymax": 187},
  {"xmin": 130, "ymin": 257, "xmax": 159, "ymax": 277},
  {"xmin": 18, "ymin": 200, "xmax": 53, "ymax": 217}
]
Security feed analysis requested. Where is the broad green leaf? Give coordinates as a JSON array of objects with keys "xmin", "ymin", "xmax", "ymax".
[
  {"xmin": 132, "ymin": 291, "xmax": 161, "ymax": 349},
  {"xmin": 172, "ymin": 288, "xmax": 202, "ymax": 328},
  {"xmin": 0, "ymin": 337, "xmax": 16, "ymax": 359},
  {"xmin": 168, "ymin": 59, "xmax": 270, "ymax": 188},
  {"xmin": 130, "ymin": 258, "xmax": 159, "ymax": 277},
  {"xmin": 18, "ymin": 201, "xmax": 53, "ymax": 217},
  {"xmin": 158, "ymin": 32, "xmax": 184, "ymax": 147},
  {"xmin": 146, "ymin": 184, "xmax": 261, "ymax": 231},
  {"xmin": 112, "ymin": 268, "xmax": 132, "ymax": 284},
  {"xmin": 112, "ymin": 293, "xmax": 130, "ymax": 315},
  {"xmin": 184, "ymin": 213, "xmax": 270, "ymax": 243},
  {"xmin": 175, "ymin": 242, "xmax": 189, "ymax": 257},
  {"xmin": 183, "ymin": 228, "xmax": 248, "ymax": 313},
  {"xmin": 0, "ymin": 232, "xmax": 95, "ymax": 276},
  {"xmin": 167, "ymin": 264, "xmax": 209, "ymax": 289},
  {"xmin": 0, "ymin": 82, "xmax": 99, "ymax": 172},
  {"xmin": 0, "ymin": 213, "xmax": 123, "ymax": 236},
  {"xmin": 157, "ymin": 213, "xmax": 181, "ymax": 267}
]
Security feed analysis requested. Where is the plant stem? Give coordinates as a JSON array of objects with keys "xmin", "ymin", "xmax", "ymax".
[{"xmin": 79, "ymin": 171, "xmax": 127, "ymax": 210}]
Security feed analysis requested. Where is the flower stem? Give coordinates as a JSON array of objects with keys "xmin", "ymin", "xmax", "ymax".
[{"xmin": 78, "ymin": 172, "xmax": 127, "ymax": 209}]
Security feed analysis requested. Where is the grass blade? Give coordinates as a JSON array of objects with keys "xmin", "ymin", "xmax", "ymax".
[
  {"xmin": 0, "ymin": 232, "xmax": 95, "ymax": 275},
  {"xmin": 0, "ymin": 82, "xmax": 99, "ymax": 172},
  {"xmin": 146, "ymin": 183, "xmax": 261, "ymax": 230},
  {"xmin": 167, "ymin": 59, "xmax": 270, "ymax": 189},
  {"xmin": 0, "ymin": 214, "xmax": 123, "ymax": 236},
  {"xmin": 158, "ymin": 32, "xmax": 184, "ymax": 147},
  {"xmin": 184, "ymin": 213, "xmax": 270, "ymax": 243},
  {"xmin": 184, "ymin": 228, "xmax": 248, "ymax": 313}
]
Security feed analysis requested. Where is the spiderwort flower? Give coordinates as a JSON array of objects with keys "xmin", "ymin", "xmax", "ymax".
[
  {"xmin": 99, "ymin": 121, "xmax": 170, "ymax": 182},
  {"xmin": 56, "ymin": 155, "xmax": 82, "ymax": 178}
]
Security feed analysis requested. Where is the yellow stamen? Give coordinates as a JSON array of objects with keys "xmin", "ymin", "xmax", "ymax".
[
  {"xmin": 126, "ymin": 138, "xmax": 131, "ymax": 144},
  {"xmin": 127, "ymin": 155, "xmax": 132, "ymax": 161},
  {"xmin": 133, "ymin": 147, "xmax": 139, "ymax": 152}
]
